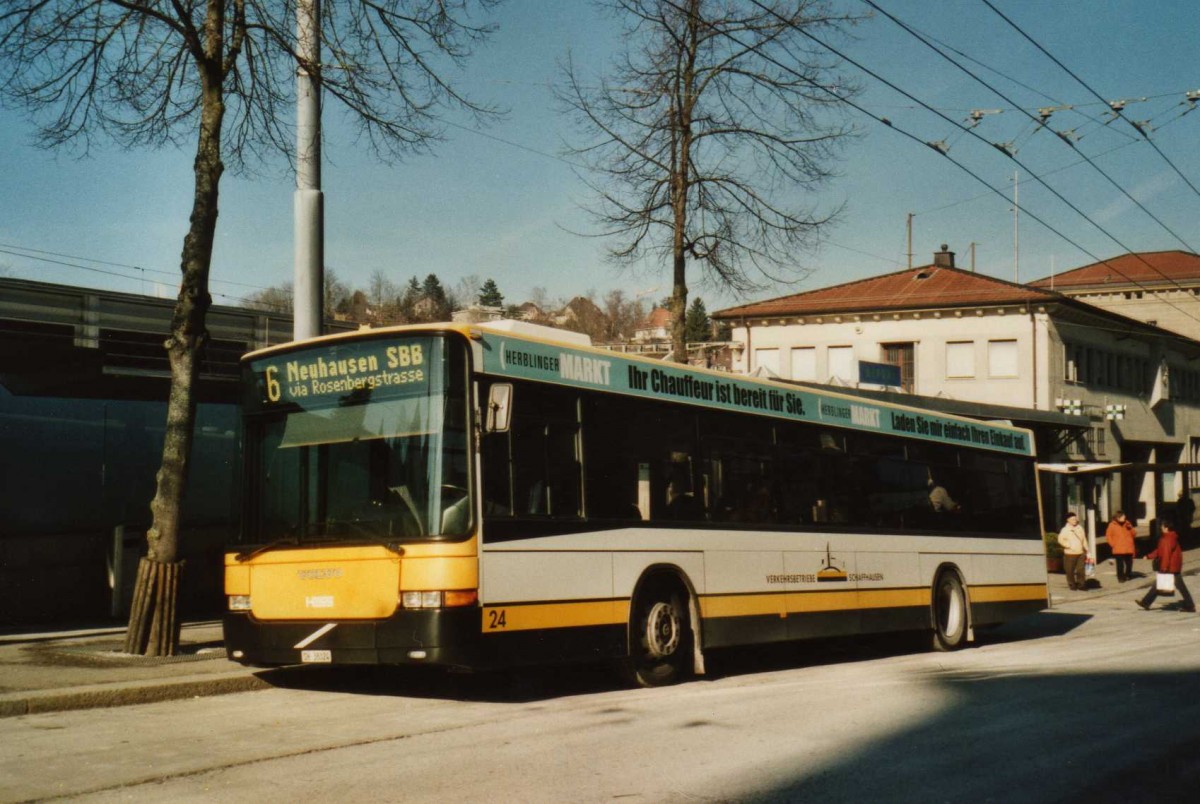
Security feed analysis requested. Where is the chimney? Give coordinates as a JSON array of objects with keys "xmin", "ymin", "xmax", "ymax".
[{"xmin": 933, "ymin": 244, "xmax": 955, "ymax": 268}]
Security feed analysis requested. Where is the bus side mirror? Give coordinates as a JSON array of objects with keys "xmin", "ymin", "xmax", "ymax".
[{"xmin": 486, "ymin": 383, "xmax": 512, "ymax": 432}]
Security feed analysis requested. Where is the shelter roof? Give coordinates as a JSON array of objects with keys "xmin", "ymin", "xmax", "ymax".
[{"xmin": 713, "ymin": 264, "xmax": 1058, "ymax": 319}]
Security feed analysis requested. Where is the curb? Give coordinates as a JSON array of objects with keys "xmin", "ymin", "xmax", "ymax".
[{"xmin": 0, "ymin": 672, "xmax": 271, "ymax": 718}]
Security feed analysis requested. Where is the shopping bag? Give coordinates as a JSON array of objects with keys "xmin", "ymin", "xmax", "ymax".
[
  {"xmin": 1085, "ymin": 557, "xmax": 1095, "ymax": 578},
  {"xmin": 1156, "ymin": 572, "xmax": 1176, "ymax": 596}
]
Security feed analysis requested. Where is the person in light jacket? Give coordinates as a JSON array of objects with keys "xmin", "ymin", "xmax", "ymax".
[
  {"xmin": 1105, "ymin": 511, "xmax": 1137, "ymax": 583},
  {"xmin": 1058, "ymin": 512, "xmax": 1089, "ymax": 591},
  {"xmin": 1138, "ymin": 520, "xmax": 1195, "ymax": 612}
]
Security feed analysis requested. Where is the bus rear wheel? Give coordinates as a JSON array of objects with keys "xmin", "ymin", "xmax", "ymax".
[
  {"xmin": 622, "ymin": 582, "xmax": 691, "ymax": 687},
  {"xmin": 931, "ymin": 571, "xmax": 968, "ymax": 651}
]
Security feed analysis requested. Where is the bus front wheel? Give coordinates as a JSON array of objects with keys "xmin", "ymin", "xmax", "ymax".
[
  {"xmin": 931, "ymin": 571, "xmax": 968, "ymax": 652},
  {"xmin": 622, "ymin": 582, "xmax": 691, "ymax": 687}
]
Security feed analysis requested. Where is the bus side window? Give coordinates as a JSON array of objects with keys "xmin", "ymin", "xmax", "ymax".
[{"xmin": 503, "ymin": 384, "xmax": 582, "ymax": 519}]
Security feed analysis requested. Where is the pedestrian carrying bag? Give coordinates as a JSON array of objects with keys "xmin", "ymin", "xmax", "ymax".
[{"xmin": 1156, "ymin": 572, "xmax": 1176, "ymax": 596}]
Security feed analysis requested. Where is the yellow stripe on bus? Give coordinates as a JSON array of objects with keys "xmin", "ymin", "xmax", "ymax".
[
  {"xmin": 482, "ymin": 600, "xmax": 630, "ymax": 633},
  {"xmin": 701, "ymin": 589, "xmax": 927, "ymax": 618},
  {"xmin": 700, "ymin": 593, "xmax": 788, "ymax": 619},
  {"xmin": 482, "ymin": 583, "xmax": 1047, "ymax": 634},
  {"xmin": 968, "ymin": 583, "xmax": 1048, "ymax": 603}
]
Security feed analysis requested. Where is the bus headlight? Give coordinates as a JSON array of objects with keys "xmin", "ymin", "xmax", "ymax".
[
  {"xmin": 402, "ymin": 591, "xmax": 443, "ymax": 609},
  {"xmin": 401, "ymin": 590, "xmax": 477, "ymax": 609},
  {"xmin": 228, "ymin": 595, "xmax": 252, "ymax": 611}
]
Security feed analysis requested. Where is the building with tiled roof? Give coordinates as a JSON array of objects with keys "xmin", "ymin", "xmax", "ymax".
[
  {"xmin": 633, "ymin": 306, "xmax": 671, "ymax": 343},
  {"xmin": 712, "ymin": 245, "xmax": 1200, "ymax": 527},
  {"xmin": 1027, "ymin": 251, "xmax": 1200, "ymax": 340}
]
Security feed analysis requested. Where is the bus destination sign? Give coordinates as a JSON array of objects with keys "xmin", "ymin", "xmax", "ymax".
[
  {"xmin": 249, "ymin": 340, "xmax": 428, "ymax": 408},
  {"xmin": 480, "ymin": 334, "xmax": 1032, "ymax": 456}
]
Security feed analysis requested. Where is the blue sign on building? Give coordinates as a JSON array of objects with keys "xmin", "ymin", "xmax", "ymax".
[{"xmin": 859, "ymin": 360, "xmax": 902, "ymax": 387}]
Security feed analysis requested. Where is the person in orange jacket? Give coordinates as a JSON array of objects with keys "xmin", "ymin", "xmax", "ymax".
[
  {"xmin": 1106, "ymin": 510, "xmax": 1137, "ymax": 583},
  {"xmin": 1138, "ymin": 519, "xmax": 1195, "ymax": 612}
]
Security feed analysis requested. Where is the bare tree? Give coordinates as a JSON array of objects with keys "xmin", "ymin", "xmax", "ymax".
[
  {"xmin": 243, "ymin": 283, "xmax": 294, "ymax": 313},
  {"xmin": 323, "ymin": 267, "xmax": 351, "ymax": 317},
  {"xmin": 560, "ymin": 0, "xmax": 859, "ymax": 362},
  {"xmin": 367, "ymin": 269, "xmax": 399, "ymax": 322},
  {"xmin": 0, "ymin": 0, "xmax": 499, "ymax": 655},
  {"xmin": 602, "ymin": 288, "xmax": 645, "ymax": 341},
  {"xmin": 244, "ymin": 267, "xmax": 349, "ymax": 316}
]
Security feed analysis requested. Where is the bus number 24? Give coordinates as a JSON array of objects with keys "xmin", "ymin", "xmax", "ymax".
[{"xmin": 486, "ymin": 609, "xmax": 507, "ymax": 630}]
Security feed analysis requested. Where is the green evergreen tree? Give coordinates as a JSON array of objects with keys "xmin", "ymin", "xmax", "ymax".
[
  {"xmin": 685, "ymin": 297, "xmax": 711, "ymax": 343},
  {"xmin": 478, "ymin": 278, "xmax": 504, "ymax": 307},
  {"xmin": 422, "ymin": 273, "xmax": 452, "ymax": 321},
  {"xmin": 398, "ymin": 277, "xmax": 422, "ymax": 322}
]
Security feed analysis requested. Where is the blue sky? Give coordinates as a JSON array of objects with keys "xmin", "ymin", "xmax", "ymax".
[{"xmin": 0, "ymin": 1, "xmax": 1197, "ymax": 313}]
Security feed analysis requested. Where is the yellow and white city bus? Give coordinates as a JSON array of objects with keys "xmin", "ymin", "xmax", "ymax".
[{"xmin": 223, "ymin": 321, "xmax": 1047, "ymax": 686}]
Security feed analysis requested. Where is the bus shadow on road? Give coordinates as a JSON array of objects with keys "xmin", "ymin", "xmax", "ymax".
[
  {"xmin": 703, "ymin": 610, "xmax": 1091, "ymax": 681},
  {"xmin": 253, "ymin": 661, "xmax": 626, "ymax": 703},
  {"xmin": 250, "ymin": 611, "xmax": 1089, "ymax": 702},
  {"xmin": 250, "ymin": 611, "xmax": 1091, "ymax": 702}
]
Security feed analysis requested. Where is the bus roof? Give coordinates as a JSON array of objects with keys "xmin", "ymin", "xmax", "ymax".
[{"xmin": 242, "ymin": 320, "xmax": 1036, "ymax": 457}]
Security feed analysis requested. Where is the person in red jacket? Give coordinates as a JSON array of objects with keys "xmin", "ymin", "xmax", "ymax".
[
  {"xmin": 1106, "ymin": 511, "xmax": 1137, "ymax": 582},
  {"xmin": 1138, "ymin": 520, "xmax": 1195, "ymax": 612}
]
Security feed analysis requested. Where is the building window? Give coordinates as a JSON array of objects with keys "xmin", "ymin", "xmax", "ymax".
[
  {"xmin": 988, "ymin": 339, "xmax": 1019, "ymax": 378},
  {"xmin": 753, "ymin": 348, "xmax": 780, "ymax": 378},
  {"xmin": 1064, "ymin": 343, "xmax": 1079, "ymax": 382},
  {"xmin": 828, "ymin": 346, "xmax": 854, "ymax": 384},
  {"xmin": 790, "ymin": 347, "xmax": 816, "ymax": 382},
  {"xmin": 881, "ymin": 342, "xmax": 915, "ymax": 392},
  {"xmin": 946, "ymin": 341, "xmax": 975, "ymax": 379}
]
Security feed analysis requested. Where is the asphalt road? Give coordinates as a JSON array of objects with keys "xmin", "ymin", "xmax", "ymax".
[{"xmin": 3, "ymin": 586, "xmax": 1199, "ymax": 803}]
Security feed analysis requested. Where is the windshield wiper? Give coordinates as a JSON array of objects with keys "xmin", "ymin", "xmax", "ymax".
[
  {"xmin": 355, "ymin": 532, "xmax": 406, "ymax": 556},
  {"xmin": 321, "ymin": 518, "xmax": 407, "ymax": 556},
  {"xmin": 234, "ymin": 536, "xmax": 300, "ymax": 563}
]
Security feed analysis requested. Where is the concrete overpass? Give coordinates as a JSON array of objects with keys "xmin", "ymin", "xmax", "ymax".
[
  {"xmin": 0, "ymin": 277, "xmax": 351, "ymax": 402},
  {"xmin": 0, "ymin": 277, "xmax": 351, "ymax": 625}
]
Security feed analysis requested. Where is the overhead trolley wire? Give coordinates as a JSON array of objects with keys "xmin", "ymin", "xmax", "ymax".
[
  {"xmin": 979, "ymin": 0, "xmax": 1200, "ymax": 202},
  {"xmin": 0, "ymin": 245, "xmax": 282, "ymax": 310},
  {"xmin": 737, "ymin": 0, "xmax": 1200, "ymax": 331},
  {"xmin": 865, "ymin": 1, "xmax": 1200, "ymax": 263}
]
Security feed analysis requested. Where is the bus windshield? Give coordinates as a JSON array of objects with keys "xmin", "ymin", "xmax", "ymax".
[{"xmin": 241, "ymin": 334, "xmax": 472, "ymax": 545}]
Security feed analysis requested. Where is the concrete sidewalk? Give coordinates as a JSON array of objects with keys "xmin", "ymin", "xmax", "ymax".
[
  {"xmin": 3, "ymin": 543, "xmax": 1198, "ymax": 719},
  {"xmin": 1049, "ymin": 534, "xmax": 1200, "ymax": 608},
  {"xmin": 0, "ymin": 620, "xmax": 269, "ymax": 718}
]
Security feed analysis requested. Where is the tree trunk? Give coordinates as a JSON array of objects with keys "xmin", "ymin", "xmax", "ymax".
[
  {"xmin": 124, "ymin": 558, "xmax": 184, "ymax": 655},
  {"xmin": 124, "ymin": 29, "xmax": 226, "ymax": 655}
]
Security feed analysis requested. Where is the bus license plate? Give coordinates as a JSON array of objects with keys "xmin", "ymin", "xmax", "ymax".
[{"xmin": 301, "ymin": 650, "xmax": 331, "ymax": 663}]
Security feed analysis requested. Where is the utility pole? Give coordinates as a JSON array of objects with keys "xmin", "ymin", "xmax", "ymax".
[
  {"xmin": 294, "ymin": 0, "xmax": 324, "ymax": 340},
  {"xmin": 969, "ymin": 242, "xmax": 976, "ymax": 272},
  {"xmin": 906, "ymin": 213, "xmax": 913, "ymax": 269},
  {"xmin": 1012, "ymin": 171, "xmax": 1020, "ymax": 284}
]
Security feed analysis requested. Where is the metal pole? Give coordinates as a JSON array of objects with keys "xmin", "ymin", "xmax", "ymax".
[
  {"xmin": 294, "ymin": 0, "xmax": 324, "ymax": 341},
  {"xmin": 906, "ymin": 213, "xmax": 913, "ymax": 269},
  {"xmin": 1012, "ymin": 171, "xmax": 1020, "ymax": 283}
]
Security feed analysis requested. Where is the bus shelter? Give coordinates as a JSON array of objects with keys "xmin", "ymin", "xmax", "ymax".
[{"xmin": 1038, "ymin": 462, "xmax": 1200, "ymax": 563}]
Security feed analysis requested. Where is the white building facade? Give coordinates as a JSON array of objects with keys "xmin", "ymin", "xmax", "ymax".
[{"xmin": 714, "ymin": 251, "xmax": 1200, "ymax": 529}]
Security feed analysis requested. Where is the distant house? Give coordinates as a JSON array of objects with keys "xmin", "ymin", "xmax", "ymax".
[
  {"xmin": 633, "ymin": 307, "xmax": 671, "ymax": 343},
  {"xmin": 1028, "ymin": 250, "xmax": 1200, "ymax": 341},
  {"xmin": 556, "ymin": 296, "xmax": 609, "ymax": 337},
  {"xmin": 451, "ymin": 304, "xmax": 504, "ymax": 324},
  {"xmin": 513, "ymin": 302, "xmax": 543, "ymax": 322}
]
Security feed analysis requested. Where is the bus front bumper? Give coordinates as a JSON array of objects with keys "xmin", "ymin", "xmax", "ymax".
[{"xmin": 222, "ymin": 608, "xmax": 481, "ymax": 669}]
